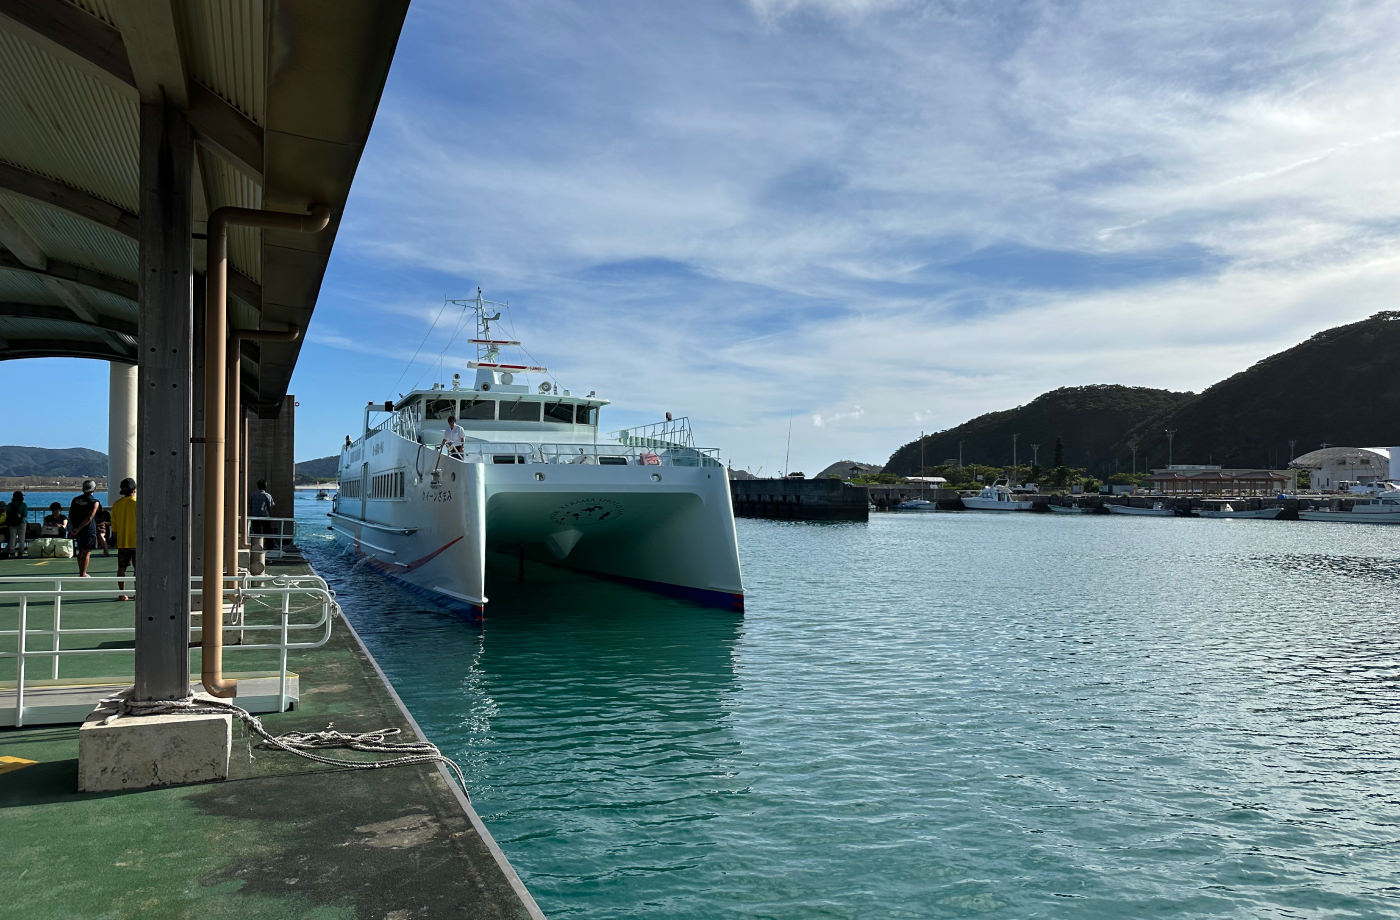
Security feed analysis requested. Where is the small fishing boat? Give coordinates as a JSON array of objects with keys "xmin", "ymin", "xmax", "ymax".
[
  {"xmin": 1048, "ymin": 502, "xmax": 1092, "ymax": 514},
  {"xmin": 1298, "ymin": 483, "xmax": 1400, "ymax": 524},
  {"xmin": 315, "ymin": 489, "xmax": 329, "ymax": 500},
  {"xmin": 1196, "ymin": 503, "xmax": 1279, "ymax": 519},
  {"xmin": 1107, "ymin": 501, "xmax": 1175, "ymax": 516},
  {"xmin": 893, "ymin": 499, "xmax": 938, "ymax": 512},
  {"xmin": 961, "ymin": 480, "xmax": 1033, "ymax": 512}
]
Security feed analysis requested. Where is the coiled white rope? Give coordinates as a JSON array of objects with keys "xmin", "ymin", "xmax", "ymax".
[{"xmin": 100, "ymin": 695, "xmax": 468, "ymax": 797}]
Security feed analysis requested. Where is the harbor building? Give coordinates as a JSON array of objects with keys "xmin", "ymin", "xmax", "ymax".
[
  {"xmin": 1288, "ymin": 446, "xmax": 1395, "ymax": 491},
  {"xmin": 1145, "ymin": 465, "xmax": 1294, "ymax": 496}
]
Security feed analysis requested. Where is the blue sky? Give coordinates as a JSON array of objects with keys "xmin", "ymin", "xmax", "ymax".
[{"xmin": 6, "ymin": 0, "xmax": 1400, "ymax": 475}]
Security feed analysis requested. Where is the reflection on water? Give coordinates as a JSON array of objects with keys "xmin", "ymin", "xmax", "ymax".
[{"xmin": 296, "ymin": 496, "xmax": 1400, "ymax": 919}]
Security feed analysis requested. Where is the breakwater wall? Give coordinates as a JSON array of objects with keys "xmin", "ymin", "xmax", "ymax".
[{"xmin": 731, "ymin": 478, "xmax": 869, "ymax": 521}]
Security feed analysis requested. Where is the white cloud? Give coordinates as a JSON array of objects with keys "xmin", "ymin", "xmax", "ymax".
[{"xmin": 296, "ymin": 0, "xmax": 1400, "ymax": 473}]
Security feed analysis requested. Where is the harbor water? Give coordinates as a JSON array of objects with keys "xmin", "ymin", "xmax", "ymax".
[{"xmin": 296, "ymin": 495, "xmax": 1400, "ymax": 919}]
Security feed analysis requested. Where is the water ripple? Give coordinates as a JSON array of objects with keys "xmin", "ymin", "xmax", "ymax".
[{"xmin": 296, "ymin": 498, "xmax": 1400, "ymax": 919}]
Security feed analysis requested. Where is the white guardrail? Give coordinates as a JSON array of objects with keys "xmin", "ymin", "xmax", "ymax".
[
  {"xmin": 246, "ymin": 516, "xmax": 298, "ymax": 559},
  {"xmin": 0, "ymin": 572, "xmax": 334, "ymax": 727}
]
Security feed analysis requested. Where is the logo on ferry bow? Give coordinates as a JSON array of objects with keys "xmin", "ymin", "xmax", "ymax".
[{"xmin": 549, "ymin": 498, "xmax": 624, "ymax": 527}]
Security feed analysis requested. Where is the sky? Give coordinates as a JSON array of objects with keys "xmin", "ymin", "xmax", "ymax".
[{"xmin": 5, "ymin": 0, "xmax": 1400, "ymax": 476}]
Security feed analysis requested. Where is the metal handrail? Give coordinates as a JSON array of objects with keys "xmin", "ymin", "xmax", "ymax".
[
  {"xmin": 245, "ymin": 515, "xmax": 297, "ymax": 558},
  {"xmin": 436, "ymin": 441, "xmax": 722, "ymax": 467},
  {"xmin": 0, "ymin": 573, "xmax": 334, "ymax": 727}
]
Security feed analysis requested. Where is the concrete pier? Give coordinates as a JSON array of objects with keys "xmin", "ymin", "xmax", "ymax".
[
  {"xmin": 0, "ymin": 555, "xmax": 544, "ymax": 919},
  {"xmin": 731, "ymin": 478, "xmax": 870, "ymax": 521}
]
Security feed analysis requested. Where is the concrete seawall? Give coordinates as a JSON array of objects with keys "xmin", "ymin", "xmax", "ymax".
[{"xmin": 731, "ymin": 478, "xmax": 870, "ymax": 521}]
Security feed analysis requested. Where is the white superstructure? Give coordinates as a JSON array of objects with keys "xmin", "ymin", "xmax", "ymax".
[
  {"xmin": 961, "ymin": 480, "xmax": 1033, "ymax": 512},
  {"xmin": 330, "ymin": 292, "xmax": 744, "ymax": 617}
]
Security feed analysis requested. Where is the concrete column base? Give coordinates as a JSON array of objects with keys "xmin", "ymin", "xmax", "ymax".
[{"xmin": 78, "ymin": 691, "xmax": 232, "ymax": 792}]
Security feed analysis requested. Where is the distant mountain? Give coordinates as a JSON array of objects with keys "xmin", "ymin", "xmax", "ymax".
[
  {"xmin": 816, "ymin": 460, "xmax": 882, "ymax": 479},
  {"xmin": 886, "ymin": 385, "xmax": 1192, "ymax": 475},
  {"xmin": 1133, "ymin": 311, "xmax": 1400, "ymax": 469},
  {"xmin": 0, "ymin": 445, "xmax": 108, "ymax": 477},
  {"xmin": 886, "ymin": 311, "xmax": 1400, "ymax": 476},
  {"xmin": 295, "ymin": 455, "xmax": 339, "ymax": 482}
]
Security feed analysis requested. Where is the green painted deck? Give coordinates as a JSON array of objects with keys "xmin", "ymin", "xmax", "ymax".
[{"xmin": 0, "ymin": 553, "xmax": 542, "ymax": 920}]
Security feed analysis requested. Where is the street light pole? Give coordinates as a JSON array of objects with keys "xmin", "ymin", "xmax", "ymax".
[
  {"xmin": 1012, "ymin": 433, "xmax": 1019, "ymax": 474},
  {"xmin": 1164, "ymin": 429, "xmax": 1176, "ymax": 468},
  {"xmin": 958, "ymin": 440, "xmax": 964, "ymax": 468},
  {"xmin": 1031, "ymin": 443, "xmax": 1040, "ymax": 469}
]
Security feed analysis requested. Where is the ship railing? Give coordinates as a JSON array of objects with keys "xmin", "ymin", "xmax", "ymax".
[
  {"xmin": 449, "ymin": 441, "xmax": 722, "ymax": 467},
  {"xmin": 0, "ymin": 572, "xmax": 335, "ymax": 727},
  {"xmin": 246, "ymin": 515, "xmax": 298, "ymax": 559},
  {"xmin": 609, "ymin": 416, "xmax": 697, "ymax": 449}
]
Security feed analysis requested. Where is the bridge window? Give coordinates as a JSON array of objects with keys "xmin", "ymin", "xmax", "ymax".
[
  {"xmin": 461, "ymin": 398, "xmax": 494, "ymax": 420},
  {"xmin": 544, "ymin": 401, "xmax": 574, "ymax": 423},
  {"xmin": 577, "ymin": 406, "xmax": 597, "ymax": 425},
  {"xmin": 500, "ymin": 400, "xmax": 541, "ymax": 422},
  {"xmin": 425, "ymin": 398, "xmax": 455, "ymax": 420}
]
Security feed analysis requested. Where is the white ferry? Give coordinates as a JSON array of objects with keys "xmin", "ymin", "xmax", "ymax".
[{"xmin": 330, "ymin": 292, "xmax": 744, "ymax": 617}]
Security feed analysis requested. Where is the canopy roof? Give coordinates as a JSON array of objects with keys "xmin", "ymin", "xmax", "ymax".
[
  {"xmin": 1289, "ymin": 446, "xmax": 1390, "ymax": 469},
  {"xmin": 0, "ymin": 0, "xmax": 408, "ymax": 415}
]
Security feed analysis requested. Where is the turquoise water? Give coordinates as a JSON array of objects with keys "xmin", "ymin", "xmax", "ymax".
[{"xmin": 295, "ymin": 496, "xmax": 1400, "ymax": 919}]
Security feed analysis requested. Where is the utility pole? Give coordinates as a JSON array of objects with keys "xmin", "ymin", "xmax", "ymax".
[
  {"xmin": 919, "ymin": 431, "xmax": 924, "ymax": 477},
  {"xmin": 1012, "ymin": 433, "xmax": 1019, "ymax": 474},
  {"xmin": 958, "ymin": 440, "xmax": 964, "ymax": 468},
  {"xmin": 1128, "ymin": 436, "xmax": 1140, "ymax": 475},
  {"xmin": 1287, "ymin": 439, "xmax": 1297, "ymax": 465},
  {"xmin": 1164, "ymin": 429, "xmax": 1176, "ymax": 468},
  {"xmin": 1031, "ymin": 443, "xmax": 1040, "ymax": 469}
]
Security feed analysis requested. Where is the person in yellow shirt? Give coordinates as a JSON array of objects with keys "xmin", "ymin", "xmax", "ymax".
[{"xmin": 111, "ymin": 478, "xmax": 137, "ymax": 601}]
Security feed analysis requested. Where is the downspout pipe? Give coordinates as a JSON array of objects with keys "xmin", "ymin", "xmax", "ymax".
[
  {"xmin": 203, "ymin": 205, "xmax": 329, "ymax": 698},
  {"xmin": 225, "ymin": 326, "xmax": 302, "ymax": 579}
]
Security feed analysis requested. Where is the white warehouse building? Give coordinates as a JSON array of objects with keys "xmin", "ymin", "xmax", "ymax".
[{"xmin": 1289, "ymin": 446, "xmax": 1398, "ymax": 491}]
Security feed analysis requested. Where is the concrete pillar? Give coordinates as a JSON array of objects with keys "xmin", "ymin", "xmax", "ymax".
[
  {"xmin": 246, "ymin": 395, "xmax": 296, "ymax": 527},
  {"xmin": 107, "ymin": 363, "xmax": 138, "ymax": 494},
  {"xmin": 132, "ymin": 97, "xmax": 194, "ymax": 702}
]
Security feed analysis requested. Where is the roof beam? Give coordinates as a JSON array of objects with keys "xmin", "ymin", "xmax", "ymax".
[
  {"xmin": 0, "ymin": 339, "xmax": 135, "ymax": 365},
  {"xmin": 109, "ymin": 0, "xmax": 186, "ymax": 107},
  {"xmin": 0, "ymin": 300, "xmax": 137, "ymax": 337},
  {"xmin": 190, "ymin": 84, "xmax": 263, "ymax": 178},
  {"xmin": 0, "ymin": 201, "xmax": 47, "ymax": 269},
  {"xmin": 0, "ymin": 0, "xmax": 262, "ymax": 178},
  {"xmin": 0, "ymin": 250, "xmax": 137, "ymax": 301},
  {"xmin": 0, "ymin": 0, "xmax": 133, "ymax": 91},
  {"xmin": 0, "ymin": 160, "xmax": 140, "ymax": 239}
]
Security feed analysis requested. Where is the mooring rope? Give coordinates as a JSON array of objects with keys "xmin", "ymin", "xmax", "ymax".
[{"xmin": 99, "ymin": 695, "xmax": 468, "ymax": 797}]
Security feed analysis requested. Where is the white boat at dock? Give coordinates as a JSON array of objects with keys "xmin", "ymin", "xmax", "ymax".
[
  {"xmin": 893, "ymin": 499, "xmax": 938, "ymax": 512},
  {"xmin": 330, "ymin": 291, "xmax": 744, "ymax": 616},
  {"xmin": 961, "ymin": 480, "xmax": 1033, "ymax": 512},
  {"xmin": 1107, "ymin": 501, "xmax": 1175, "ymax": 517},
  {"xmin": 1297, "ymin": 482, "xmax": 1400, "ymax": 524},
  {"xmin": 1048, "ymin": 502, "xmax": 1093, "ymax": 514},
  {"xmin": 1196, "ymin": 503, "xmax": 1280, "ymax": 519}
]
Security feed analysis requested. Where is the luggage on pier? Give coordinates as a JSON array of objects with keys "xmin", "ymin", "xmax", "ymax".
[{"xmin": 28, "ymin": 537, "xmax": 75, "ymax": 558}]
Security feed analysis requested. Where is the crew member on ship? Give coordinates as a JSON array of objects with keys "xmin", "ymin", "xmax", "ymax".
[{"xmin": 440, "ymin": 415, "xmax": 466, "ymax": 460}]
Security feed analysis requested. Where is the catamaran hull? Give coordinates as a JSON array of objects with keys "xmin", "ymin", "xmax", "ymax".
[{"xmin": 330, "ymin": 432, "xmax": 744, "ymax": 616}]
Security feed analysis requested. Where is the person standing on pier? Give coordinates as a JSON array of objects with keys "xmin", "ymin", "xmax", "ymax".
[
  {"xmin": 111, "ymin": 478, "xmax": 137, "ymax": 601},
  {"xmin": 250, "ymin": 479, "xmax": 277, "ymax": 549},
  {"xmin": 68, "ymin": 480, "xmax": 101, "ymax": 577},
  {"xmin": 5, "ymin": 491, "xmax": 26, "ymax": 558}
]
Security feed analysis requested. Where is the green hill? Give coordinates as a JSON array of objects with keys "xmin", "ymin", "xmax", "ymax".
[
  {"xmin": 887, "ymin": 311, "xmax": 1400, "ymax": 477},
  {"xmin": 886, "ymin": 385, "xmax": 1192, "ymax": 475},
  {"xmin": 1133, "ymin": 311, "xmax": 1400, "ymax": 469},
  {"xmin": 294, "ymin": 455, "xmax": 339, "ymax": 483},
  {"xmin": 0, "ymin": 445, "xmax": 108, "ymax": 478}
]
